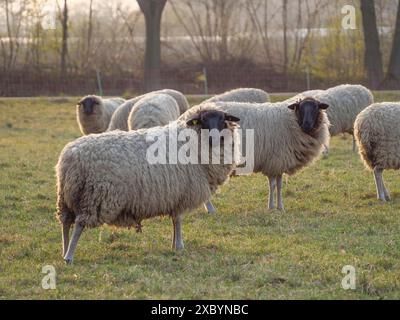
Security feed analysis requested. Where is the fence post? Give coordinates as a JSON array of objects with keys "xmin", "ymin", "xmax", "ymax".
[{"xmin": 96, "ymin": 69, "xmax": 103, "ymax": 96}]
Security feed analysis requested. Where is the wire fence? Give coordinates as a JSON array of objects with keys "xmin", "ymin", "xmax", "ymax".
[{"xmin": 0, "ymin": 63, "xmax": 358, "ymax": 97}]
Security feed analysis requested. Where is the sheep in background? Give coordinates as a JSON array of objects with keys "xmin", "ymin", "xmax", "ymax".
[
  {"xmin": 108, "ymin": 89, "xmax": 189, "ymax": 131},
  {"xmin": 204, "ymin": 88, "xmax": 270, "ymax": 104},
  {"xmin": 56, "ymin": 104, "xmax": 241, "ymax": 264},
  {"xmin": 127, "ymin": 94, "xmax": 180, "ymax": 130},
  {"xmin": 286, "ymin": 85, "xmax": 374, "ymax": 153},
  {"xmin": 354, "ymin": 102, "xmax": 400, "ymax": 202},
  {"xmin": 183, "ymin": 97, "xmax": 330, "ymax": 211},
  {"xmin": 76, "ymin": 95, "xmax": 125, "ymax": 135}
]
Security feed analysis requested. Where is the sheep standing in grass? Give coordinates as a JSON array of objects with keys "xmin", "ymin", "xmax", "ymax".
[
  {"xmin": 354, "ymin": 103, "xmax": 400, "ymax": 201},
  {"xmin": 183, "ymin": 97, "xmax": 330, "ymax": 211},
  {"xmin": 287, "ymin": 85, "xmax": 374, "ymax": 153},
  {"xmin": 56, "ymin": 104, "xmax": 240, "ymax": 264},
  {"xmin": 127, "ymin": 94, "xmax": 180, "ymax": 130},
  {"xmin": 108, "ymin": 89, "xmax": 189, "ymax": 131},
  {"xmin": 204, "ymin": 88, "xmax": 270, "ymax": 104},
  {"xmin": 76, "ymin": 95, "xmax": 125, "ymax": 135},
  {"xmin": 201, "ymin": 88, "xmax": 270, "ymax": 213}
]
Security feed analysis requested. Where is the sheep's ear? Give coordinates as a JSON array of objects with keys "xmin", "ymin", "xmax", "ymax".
[
  {"xmin": 288, "ymin": 103, "xmax": 298, "ymax": 110},
  {"xmin": 319, "ymin": 103, "xmax": 329, "ymax": 110},
  {"xmin": 186, "ymin": 116, "xmax": 201, "ymax": 126},
  {"xmin": 225, "ymin": 114, "xmax": 240, "ymax": 122}
]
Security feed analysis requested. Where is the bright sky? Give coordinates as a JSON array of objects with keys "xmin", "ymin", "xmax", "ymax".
[{"xmin": 45, "ymin": 0, "xmax": 139, "ymax": 12}]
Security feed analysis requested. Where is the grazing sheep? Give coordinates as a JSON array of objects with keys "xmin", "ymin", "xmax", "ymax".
[
  {"xmin": 287, "ymin": 85, "xmax": 374, "ymax": 152},
  {"xmin": 76, "ymin": 95, "xmax": 125, "ymax": 135},
  {"xmin": 56, "ymin": 104, "xmax": 240, "ymax": 264},
  {"xmin": 204, "ymin": 88, "xmax": 270, "ymax": 104},
  {"xmin": 108, "ymin": 89, "xmax": 189, "ymax": 131},
  {"xmin": 127, "ymin": 94, "xmax": 180, "ymax": 130},
  {"xmin": 354, "ymin": 102, "xmax": 400, "ymax": 201},
  {"xmin": 182, "ymin": 97, "xmax": 330, "ymax": 211}
]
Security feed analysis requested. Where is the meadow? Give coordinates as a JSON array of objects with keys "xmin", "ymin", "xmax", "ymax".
[{"xmin": 0, "ymin": 93, "xmax": 399, "ymax": 299}]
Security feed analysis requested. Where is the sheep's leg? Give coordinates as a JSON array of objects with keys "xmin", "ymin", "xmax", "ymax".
[
  {"xmin": 373, "ymin": 167, "xmax": 390, "ymax": 201},
  {"xmin": 322, "ymin": 144, "xmax": 329, "ymax": 157},
  {"xmin": 352, "ymin": 135, "xmax": 357, "ymax": 152},
  {"xmin": 276, "ymin": 174, "xmax": 285, "ymax": 212},
  {"xmin": 268, "ymin": 176, "xmax": 276, "ymax": 210},
  {"xmin": 64, "ymin": 223, "xmax": 84, "ymax": 264},
  {"xmin": 62, "ymin": 221, "xmax": 72, "ymax": 257},
  {"xmin": 204, "ymin": 200, "xmax": 216, "ymax": 214},
  {"xmin": 172, "ymin": 214, "xmax": 184, "ymax": 250}
]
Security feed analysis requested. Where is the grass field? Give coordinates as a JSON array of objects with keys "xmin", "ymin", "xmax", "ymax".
[{"xmin": 0, "ymin": 93, "xmax": 400, "ymax": 299}]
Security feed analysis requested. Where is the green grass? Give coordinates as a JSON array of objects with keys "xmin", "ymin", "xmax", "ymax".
[{"xmin": 0, "ymin": 94, "xmax": 399, "ymax": 299}]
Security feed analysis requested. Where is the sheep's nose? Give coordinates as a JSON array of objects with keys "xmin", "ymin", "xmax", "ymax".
[{"xmin": 83, "ymin": 105, "xmax": 93, "ymax": 114}]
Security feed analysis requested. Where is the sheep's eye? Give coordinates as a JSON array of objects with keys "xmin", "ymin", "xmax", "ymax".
[{"xmin": 192, "ymin": 119, "xmax": 199, "ymax": 125}]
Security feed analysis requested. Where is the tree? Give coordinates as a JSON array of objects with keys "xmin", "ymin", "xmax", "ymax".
[
  {"xmin": 60, "ymin": 0, "xmax": 68, "ymax": 74},
  {"xmin": 360, "ymin": 0, "xmax": 383, "ymax": 89},
  {"xmin": 137, "ymin": 0, "xmax": 167, "ymax": 91},
  {"xmin": 386, "ymin": 2, "xmax": 400, "ymax": 85}
]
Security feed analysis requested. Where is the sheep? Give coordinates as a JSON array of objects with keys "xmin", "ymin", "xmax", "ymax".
[
  {"xmin": 201, "ymin": 88, "xmax": 270, "ymax": 214},
  {"xmin": 56, "ymin": 104, "xmax": 241, "ymax": 264},
  {"xmin": 76, "ymin": 95, "xmax": 125, "ymax": 135},
  {"xmin": 354, "ymin": 102, "xmax": 400, "ymax": 202},
  {"xmin": 286, "ymin": 85, "xmax": 374, "ymax": 153},
  {"xmin": 108, "ymin": 89, "xmax": 189, "ymax": 131},
  {"xmin": 182, "ymin": 97, "xmax": 330, "ymax": 211},
  {"xmin": 127, "ymin": 94, "xmax": 180, "ymax": 130},
  {"xmin": 204, "ymin": 88, "xmax": 270, "ymax": 104}
]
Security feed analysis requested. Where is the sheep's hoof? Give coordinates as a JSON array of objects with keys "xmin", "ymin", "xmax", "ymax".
[
  {"xmin": 277, "ymin": 207, "xmax": 285, "ymax": 213},
  {"xmin": 64, "ymin": 258, "xmax": 73, "ymax": 265},
  {"xmin": 207, "ymin": 208, "xmax": 216, "ymax": 214}
]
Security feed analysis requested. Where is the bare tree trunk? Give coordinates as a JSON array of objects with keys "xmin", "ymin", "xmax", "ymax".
[
  {"xmin": 137, "ymin": 0, "xmax": 167, "ymax": 92},
  {"xmin": 386, "ymin": 1, "xmax": 400, "ymax": 85},
  {"xmin": 61, "ymin": 0, "xmax": 68, "ymax": 74},
  {"xmin": 360, "ymin": 0, "xmax": 383, "ymax": 89},
  {"xmin": 282, "ymin": 0, "xmax": 288, "ymax": 88}
]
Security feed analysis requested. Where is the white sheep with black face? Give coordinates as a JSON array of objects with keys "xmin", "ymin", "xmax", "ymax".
[
  {"xmin": 286, "ymin": 85, "xmax": 374, "ymax": 153},
  {"xmin": 182, "ymin": 97, "xmax": 330, "ymax": 211},
  {"xmin": 56, "ymin": 103, "xmax": 241, "ymax": 264},
  {"xmin": 76, "ymin": 95, "xmax": 125, "ymax": 135}
]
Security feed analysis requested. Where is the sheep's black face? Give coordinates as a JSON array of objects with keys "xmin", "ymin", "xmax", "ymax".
[
  {"xmin": 288, "ymin": 98, "xmax": 328, "ymax": 134},
  {"xmin": 186, "ymin": 110, "xmax": 240, "ymax": 145},
  {"xmin": 79, "ymin": 97, "xmax": 98, "ymax": 115}
]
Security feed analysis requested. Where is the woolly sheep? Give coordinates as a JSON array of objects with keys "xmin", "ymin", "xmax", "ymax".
[
  {"xmin": 204, "ymin": 88, "xmax": 270, "ymax": 104},
  {"xmin": 354, "ymin": 102, "xmax": 400, "ymax": 201},
  {"xmin": 108, "ymin": 89, "xmax": 189, "ymax": 131},
  {"xmin": 127, "ymin": 94, "xmax": 180, "ymax": 130},
  {"xmin": 182, "ymin": 97, "xmax": 330, "ymax": 211},
  {"xmin": 56, "ymin": 104, "xmax": 241, "ymax": 264},
  {"xmin": 286, "ymin": 85, "xmax": 374, "ymax": 152},
  {"xmin": 76, "ymin": 95, "xmax": 125, "ymax": 135}
]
